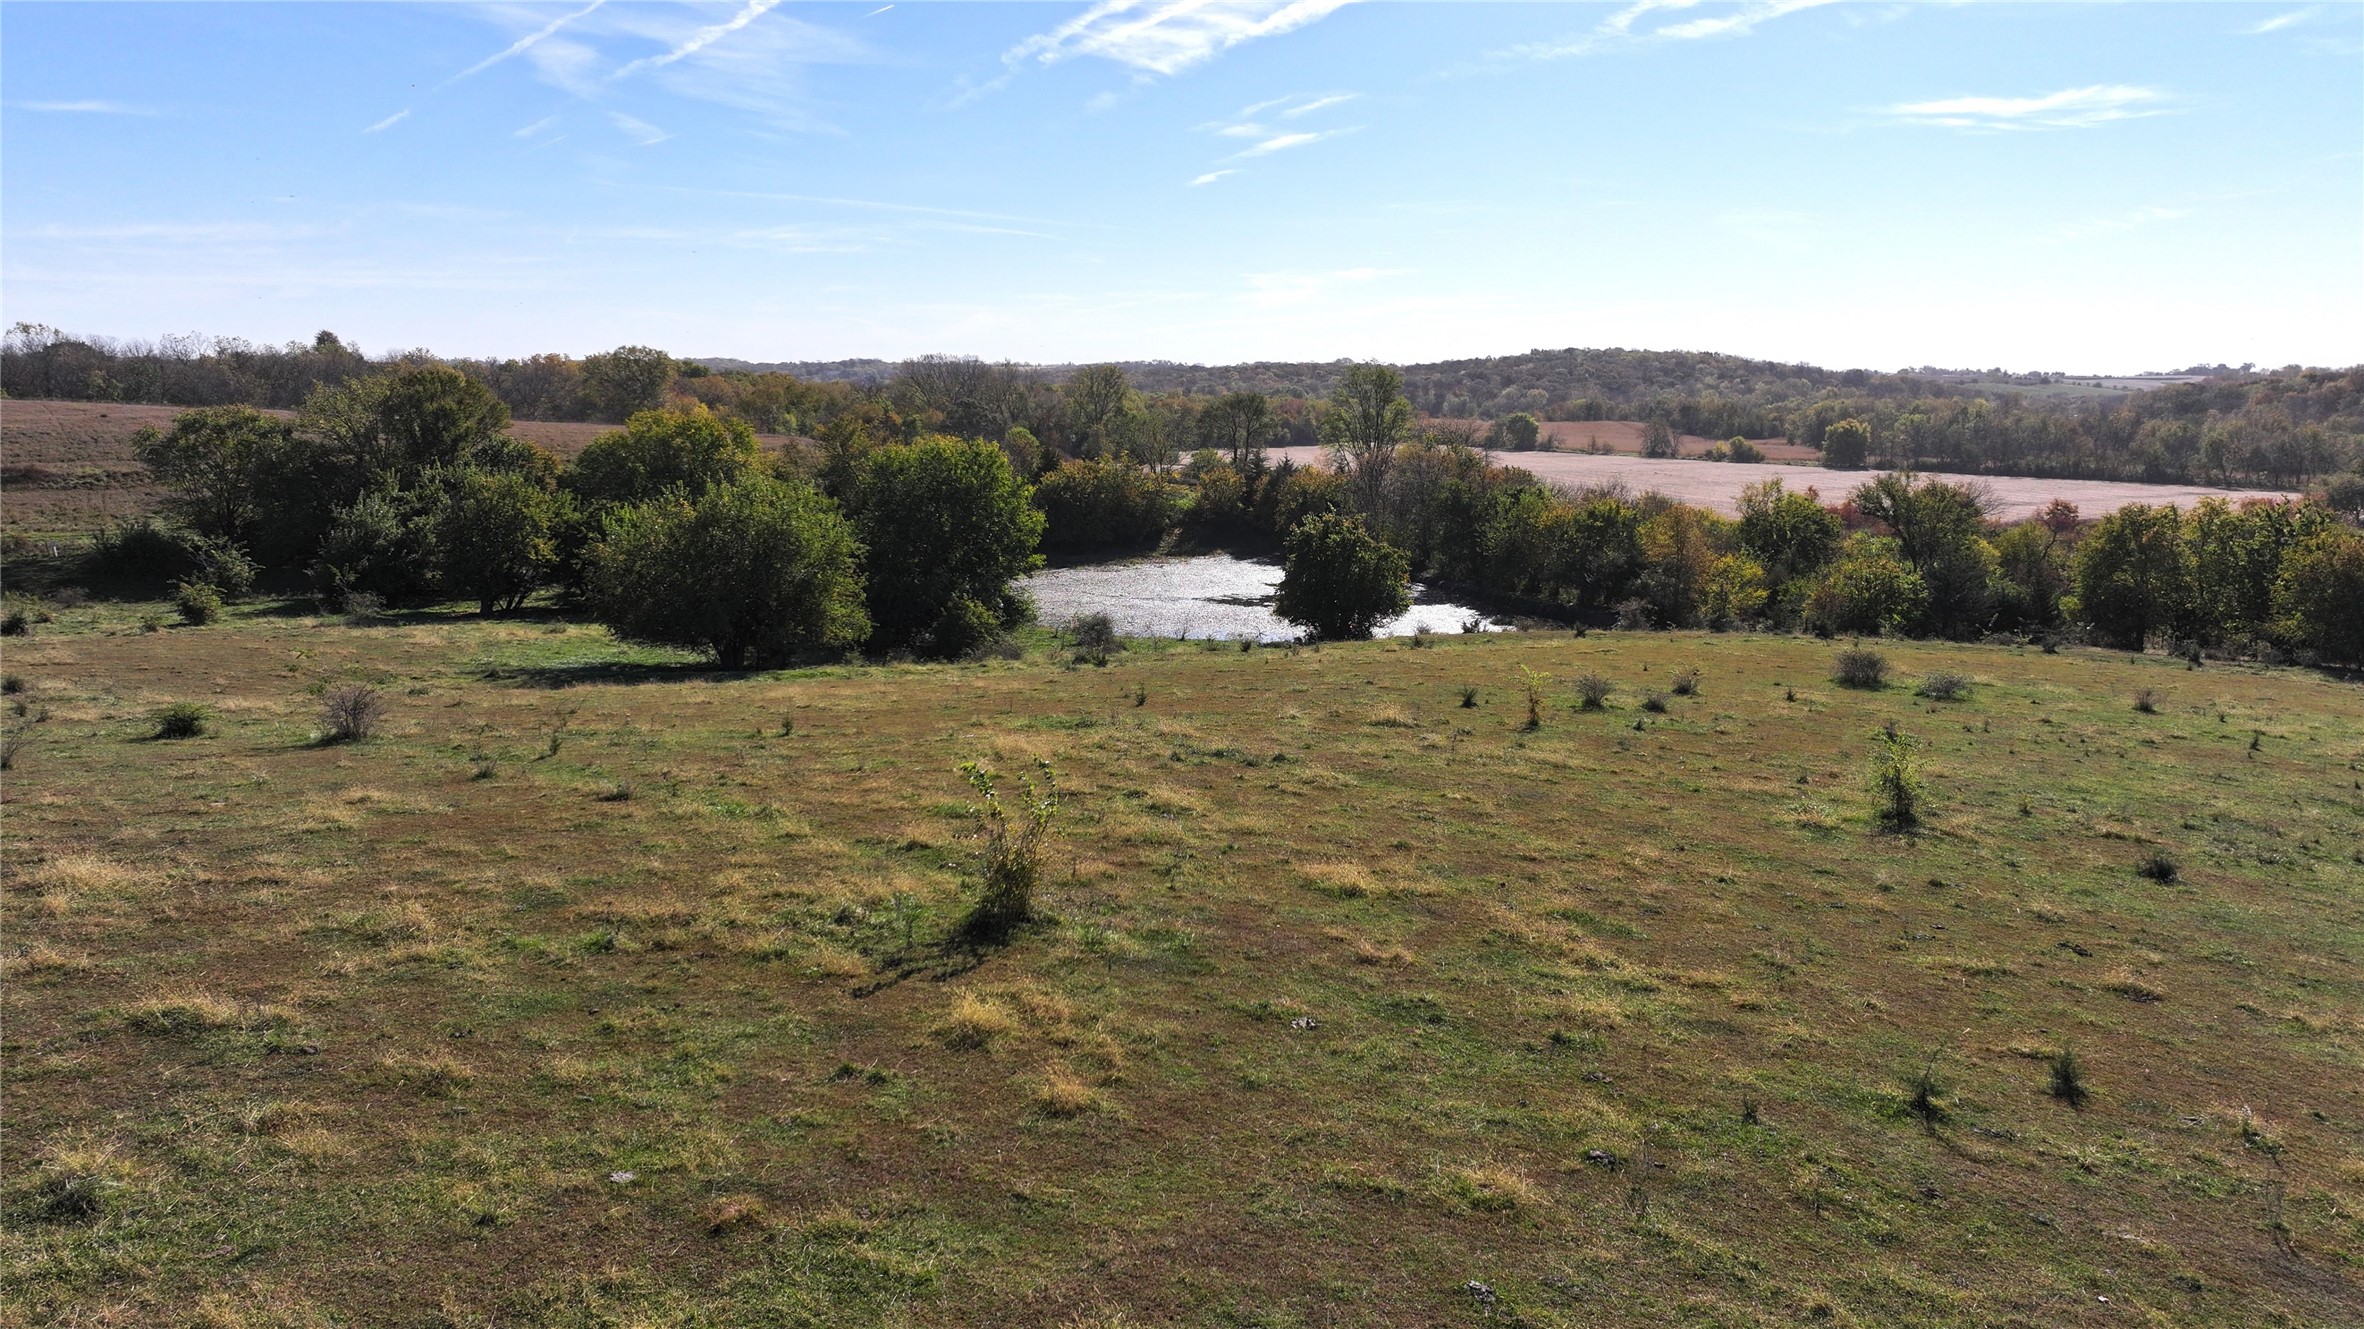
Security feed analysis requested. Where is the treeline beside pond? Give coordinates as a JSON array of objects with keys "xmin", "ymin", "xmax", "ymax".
[
  {"xmin": 10, "ymin": 323, "xmax": 2361, "ymax": 489},
  {"xmin": 60, "ymin": 356, "xmax": 2364, "ymax": 669}
]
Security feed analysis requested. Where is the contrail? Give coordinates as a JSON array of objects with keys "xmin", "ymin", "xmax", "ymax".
[
  {"xmin": 612, "ymin": 0, "xmax": 783, "ymax": 79},
  {"xmin": 445, "ymin": 0, "xmax": 608, "ymax": 86}
]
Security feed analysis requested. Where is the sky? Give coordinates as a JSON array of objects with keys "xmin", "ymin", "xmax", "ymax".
[{"xmin": 3, "ymin": 1, "xmax": 2359, "ymax": 373}]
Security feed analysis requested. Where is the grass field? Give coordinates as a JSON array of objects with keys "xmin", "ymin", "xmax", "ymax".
[{"xmin": 3, "ymin": 601, "xmax": 2362, "ymax": 1327}]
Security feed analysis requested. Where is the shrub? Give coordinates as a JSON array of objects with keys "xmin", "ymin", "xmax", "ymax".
[
  {"xmin": 2135, "ymin": 850, "xmax": 2179, "ymax": 883},
  {"xmin": 1669, "ymin": 669, "xmax": 1700, "ymax": 696},
  {"xmin": 0, "ymin": 609, "xmax": 26, "ymax": 637},
  {"xmin": 1458, "ymin": 685, "xmax": 1478, "ymax": 709},
  {"xmin": 591, "ymin": 475, "xmax": 870, "ymax": 669},
  {"xmin": 852, "ymin": 438, "xmax": 1044, "ymax": 658},
  {"xmin": 0, "ymin": 676, "xmax": 19, "ymax": 696},
  {"xmin": 1866, "ymin": 724, "xmax": 1923, "ymax": 828},
  {"xmin": 152, "ymin": 703, "xmax": 209, "ymax": 740},
  {"xmin": 0, "ymin": 729, "xmax": 27, "ymax": 770},
  {"xmin": 2048, "ymin": 1048, "xmax": 2090, "ymax": 1109},
  {"xmin": 958, "ymin": 758, "xmax": 1060, "ymax": 940},
  {"xmin": 1519, "ymin": 666, "xmax": 1550, "ymax": 731},
  {"xmin": 173, "ymin": 581, "xmax": 222, "ymax": 626},
  {"xmin": 1069, "ymin": 613, "xmax": 1120, "ymax": 666},
  {"xmin": 1574, "ymin": 672, "xmax": 1613, "ymax": 709},
  {"xmin": 1902, "ymin": 1052, "xmax": 1948, "ymax": 1132},
  {"xmin": 317, "ymin": 685, "xmax": 387, "ymax": 744},
  {"xmin": 569, "ymin": 404, "xmax": 758, "ymax": 506},
  {"xmin": 1833, "ymin": 648, "xmax": 1889, "ymax": 689},
  {"xmin": 2271, "ymin": 529, "xmax": 2364, "ymax": 666},
  {"xmin": 1273, "ymin": 512, "xmax": 1411, "ymax": 641},
  {"xmin": 1032, "ymin": 458, "xmax": 1179, "ymax": 550},
  {"xmin": 2132, "ymin": 688, "xmax": 2160, "ymax": 714},
  {"xmin": 1640, "ymin": 692, "xmax": 1670, "ymax": 714},
  {"xmin": 1915, "ymin": 670, "xmax": 1970, "ymax": 701}
]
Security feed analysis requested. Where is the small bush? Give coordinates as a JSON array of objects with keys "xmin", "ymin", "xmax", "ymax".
[
  {"xmin": 2048, "ymin": 1048, "xmax": 2090, "ymax": 1109},
  {"xmin": 1866, "ymin": 723, "xmax": 1923, "ymax": 828},
  {"xmin": 596, "ymin": 781, "xmax": 634, "ymax": 803},
  {"xmin": 1903, "ymin": 1053, "xmax": 1949, "ymax": 1133},
  {"xmin": 1069, "ymin": 613, "xmax": 1119, "ymax": 666},
  {"xmin": 317, "ymin": 684, "xmax": 387, "ymax": 744},
  {"xmin": 1, "ymin": 675, "xmax": 22, "ymax": 695},
  {"xmin": 341, "ymin": 591, "xmax": 387, "ymax": 625},
  {"xmin": 1574, "ymin": 672, "xmax": 1612, "ymax": 710},
  {"xmin": 2135, "ymin": 850, "xmax": 2179, "ymax": 883},
  {"xmin": 174, "ymin": 581, "xmax": 223, "ymax": 627},
  {"xmin": 1915, "ymin": 670, "xmax": 1970, "ymax": 701},
  {"xmin": 1458, "ymin": 685, "xmax": 1478, "ymax": 709},
  {"xmin": 959, "ymin": 758, "xmax": 1060, "ymax": 939},
  {"xmin": 0, "ymin": 608, "xmax": 28, "ymax": 637},
  {"xmin": 1669, "ymin": 669, "xmax": 1700, "ymax": 697},
  {"xmin": 1640, "ymin": 692, "xmax": 1670, "ymax": 714},
  {"xmin": 2132, "ymin": 688, "xmax": 2160, "ymax": 714},
  {"xmin": 152, "ymin": 703, "xmax": 209, "ymax": 740},
  {"xmin": 1833, "ymin": 648, "xmax": 1889, "ymax": 690},
  {"xmin": 0, "ymin": 729, "xmax": 27, "ymax": 770},
  {"xmin": 1518, "ymin": 666, "xmax": 1550, "ymax": 731}
]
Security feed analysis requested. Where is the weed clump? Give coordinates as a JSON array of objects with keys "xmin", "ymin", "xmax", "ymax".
[
  {"xmin": 1640, "ymin": 691, "xmax": 1670, "ymax": 714},
  {"xmin": 1669, "ymin": 668, "xmax": 1700, "ymax": 697},
  {"xmin": 2048, "ymin": 1048, "xmax": 2090, "ymax": 1109},
  {"xmin": 151, "ymin": 702, "xmax": 209, "ymax": 740},
  {"xmin": 2135, "ymin": 850, "xmax": 2179, "ymax": 883},
  {"xmin": 938, "ymin": 991, "xmax": 1019, "ymax": 1049},
  {"xmin": 1902, "ymin": 1051, "xmax": 1948, "ymax": 1133},
  {"xmin": 2133, "ymin": 688, "xmax": 2161, "ymax": 714},
  {"xmin": 1518, "ymin": 666, "xmax": 1550, "ymax": 731},
  {"xmin": 1915, "ymin": 670, "xmax": 1970, "ymax": 701},
  {"xmin": 174, "ymin": 581, "xmax": 222, "ymax": 627},
  {"xmin": 1, "ymin": 675, "xmax": 22, "ymax": 695},
  {"xmin": 1833, "ymin": 648, "xmax": 1889, "ymax": 690},
  {"xmin": 316, "ymin": 684, "xmax": 386, "ymax": 744},
  {"xmin": 1458, "ymin": 685, "xmax": 1478, "ymax": 709},
  {"xmin": 958, "ymin": 758, "xmax": 1060, "ymax": 940},
  {"xmin": 0, "ymin": 729, "xmax": 26, "ymax": 771},
  {"xmin": 1069, "ymin": 614, "xmax": 1119, "ymax": 667},
  {"xmin": 1866, "ymin": 723, "xmax": 1923, "ymax": 829},
  {"xmin": 1573, "ymin": 672, "xmax": 1612, "ymax": 710}
]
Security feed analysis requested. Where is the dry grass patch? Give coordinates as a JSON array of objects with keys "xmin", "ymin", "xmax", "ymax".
[
  {"xmin": 1367, "ymin": 704, "xmax": 1417, "ymax": 728},
  {"xmin": 1032, "ymin": 1068, "xmax": 1102, "ymax": 1118},
  {"xmin": 371, "ymin": 1052, "xmax": 476, "ymax": 1098},
  {"xmin": 1298, "ymin": 860, "xmax": 1376, "ymax": 898},
  {"xmin": 1, "ymin": 942, "xmax": 97, "ymax": 977},
  {"xmin": 1332, "ymin": 931, "xmax": 1416, "ymax": 966},
  {"xmin": 703, "ymin": 1194, "xmax": 772, "ymax": 1235},
  {"xmin": 938, "ymin": 991, "xmax": 1021, "ymax": 1050},
  {"xmin": 1435, "ymin": 1163, "xmax": 1546, "ymax": 1214},
  {"xmin": 2102, "ymin": 969, "xmax": 2167, "ymax": 1003},
  {"xmin": 121, "ymin": 991, "xmax": 260, "ymax": 1035}
]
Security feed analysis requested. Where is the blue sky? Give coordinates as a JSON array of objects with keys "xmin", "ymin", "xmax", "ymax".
[{"xmin": 4, "ymin": 1, "xmax": 2358, "ymax": 372}]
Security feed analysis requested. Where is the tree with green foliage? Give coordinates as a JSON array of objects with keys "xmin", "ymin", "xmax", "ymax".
[
  {"xmin": 2186, "ymin": 498, "xmax": 2333, "ymax": 645},
  {"xmin": 1736, "ymin": 478, "xmax": 1843, "ymax": 590},
  {"xmin": 1641, "ymin": 419, "xmax": 1679, "ymax": 459},
  {"xmin": 1197, "ymin": 390, "xmax": 1279, "ymax": 477},
  {"xmin": 1805, "ymin": 536, "xmax": 1929, "ymax": 636},
  {"xmin": 1821, "ymin": 418, "xmax": 1872, "ymax": 469},
  {"xmin": 1322, "ymin": 364, "xmax": 1414, "ymax": 506},
  {"xmin": 434, "ymin": 468, "xmax": 560, "ymax": 613},
  {"xmin": 2270, "ymin": 529, "xmax": 2364, "ymax": 665},
  {"xmin": 300, "ymin": 363, "xmax": 512, "ymax": 486},
  {"xmin": 1989, "ymin": 519, "xmax": 2070, "ymax": 629},
  {"xmin": 1032, "ymin": 458, "xmax": 1179, "ymax": 550},
  {"xmin": 314, "ymin": 487, "xmax": 439, "ymax": 607},
  {"xmin": 580, "ymin": 345, "xmax": 679, "ymax": 422},
  {"xmin": 2074, "ymin": 503, "xmax": 2195, "ymax": 649},
  {"xmin": 850, "ymin": 437, "xmax": 1045, "ymax": 657},
  {"xmin": 1061, "ymin": 364, "xmax": 1134, "ymax": 458},
  {"xmin": 1492, "ymin": 412, "xmax": 1542, "ymax": 452},
  {"xmin": 590, "ymin": 475, "xmax": 868, "ymax": 668},
  {"xmin": 130, "ymin": 405, "xmax": 294, "ymax": 544},
  {"xmin": 569, "ymin": 405, "xmax": 760, "ymax": 507},
  {"xmin": 1274, "ymin": 512, "xmax": 1411, "ymax": 641}
]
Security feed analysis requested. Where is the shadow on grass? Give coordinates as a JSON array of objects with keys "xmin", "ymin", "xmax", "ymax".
[
  {"xmin": 481, "ymin": 659, "xmax": 744, "ymax": 689},
  {"xmin": 850, "ymin": 914, "xmax": 1039, "ymax": 997}
]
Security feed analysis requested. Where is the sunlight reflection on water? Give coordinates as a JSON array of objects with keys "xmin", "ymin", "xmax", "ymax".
[{"xmin": 1022, "ymin": 554, "xmax": 1512, "ymax": 643}]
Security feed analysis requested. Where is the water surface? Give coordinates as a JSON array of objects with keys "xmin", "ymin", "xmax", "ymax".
[{"xmin": 1023, "ymin": 554, "xmax": 1508, "ymax": 643}]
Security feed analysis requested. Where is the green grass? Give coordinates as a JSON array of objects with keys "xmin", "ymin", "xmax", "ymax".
[{"xmin": 4, "ymin": 601, "xmax": 2363, "ymax": 1326}]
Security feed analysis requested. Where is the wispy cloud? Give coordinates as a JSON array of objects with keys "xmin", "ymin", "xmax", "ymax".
[
  {"xmin": 1006, "ymin": 0, "xmax": 1361, "ymax": 77},
  {"xmin": 612, "ymin": 0, "xmax": 783, "ymax": 80},
  {"xmin": 1283, "ymin": 92, "xmax": 1357, "ymax": 117},
  {"xmin": 515, "ymin": 115, "xmax": 561, "ymax": 139},
  {"xmin": 608, "ymin": 111, "xmax": 671, "ymax": 145},
  {"xmin": 364, "ymin": 109, "xmax": 412, "ymax": 134},
  {"xmin": 1230, "ymin": 128, "xmax": 1350, "ymax": 158},
  {"xmin": 2246, "ymin": 6, "xmax": 2318, "ymax": 34},
  {"xmin": 1500, "ymin": 0, "xmax": 1839, "ymax": 61},
  {"xmin": 1886, "ymin": 84, "xmax": 2173, "ymax": 131},
  {"xmin": 1192, "ymin": 91, "xmax": 1360, "ymax": 180},
  {"xmin": 2052, "ymin": 205, "xmax": 2191, "ymax": 242},
  {"xmin": 447, "ymin": 0, "xmax": 607, "ymax": 84},
  {"xmin": 1190, "ymin": 170, "xmax": 1238, "ymax": 187},
  {"xmin": 15, "ymin": 99, "xmax": 155, "ymax": 115}
]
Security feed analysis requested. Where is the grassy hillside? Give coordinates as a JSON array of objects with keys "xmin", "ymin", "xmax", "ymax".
[{"xmin": 4, "ymin": 605, "xmax": 2362, "ymax": 1327}]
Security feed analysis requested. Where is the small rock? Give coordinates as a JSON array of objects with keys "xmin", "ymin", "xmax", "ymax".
[
  {"xmin": 1288, "ymin": 1016, "xmax": 1319, "ymax": 1030},
  {"xmin": 1464, "ymin": 1280, "xmax": 1497, "ymax": 1304},
  {"xmin": 609, "ymin": 1171, "xmax": 636, "ymax": 1184},
  {"xmin": 1585, "ymin": 1149, "xmax": 1618, "ymax": 1167}
]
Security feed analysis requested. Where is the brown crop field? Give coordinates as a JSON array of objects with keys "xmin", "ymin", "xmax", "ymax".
[
  {"xmin": 1273, "ymin": 446, "xmax": 2301, "ymax": 522},
  {"xmin": 3, "ymin": 600, "xmax": 2361, "ymax": 1326},
  {"xmin": 1423, "ymin": 418, "xmax": 1818, "ymax": 462}
]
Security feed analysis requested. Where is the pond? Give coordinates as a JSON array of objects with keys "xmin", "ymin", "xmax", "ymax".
[{"xmin": 1022, "ymin": 553, "xmax": 1512, "ymax": 644}]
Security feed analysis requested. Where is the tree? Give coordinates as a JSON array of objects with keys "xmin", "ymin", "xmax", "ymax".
[
  {"xmin": 570, "ymin": 405, "xmax": 760, "ymax": 507},
  {"xmin": 1274, "ymin": 512, "xmax": 1411, "ymax": 641},
  {"xmin": 1700, "ymin": 554, "xmax": 1769, "ymax": 628},
  {"xmin": 1322, "ymin": 363, "xmax": 1415, "ymax": 507},
  {"xmin": 850, "ymin": 437, "xmax": 1046, "ymax": 657},
  {"xmin": 1805, "ymin": 537, "xmax": 1929, "ymax": 636},
  {"xmin": 1641, "ymin": 419, "xmax": 1678, "ymax": 459},
  {"xmin": 300, "ymin": 363, "xmax": 511, "ymax": 486},
  {"xmin": 1821, "ymin": 418, "xmax": 1872, "ymax": 469},
  {"xmin": 2073, "ymin": 504, "xmax": 2194, "ymax": 649},
  {"xmin": 1736, "ymin": 478, "xmax": 1842, "ymax": 589},
  {"xmin": 314, "ymin": 486, "xmax": 439, "ymax": 606},
  {"xmin": 1033, "ymin": 458, "xmax": 1179, "ymax": 550},
  {"xmin": 2187, "ymin": 499, "xmax": 2332, "ymax": 645},
  {"xmin": 1990, "ymin": 519, "xmax": 2069, "ymax": 629},
  {"xmin": 1851, "ymin": 473, "xmax": 1997, "ymax": 637},
  {"xmin": 1198, "ymin": 390, "xmax": 1278, "ymax": 476},
  {"xmin": 580, "ymin": 346, "xmax": 678, "ymax": 422},
  {"xmin": 130, "ymin": 405, "xmax": 294, "ymax": 543},
  {"xmin": 435, "ymin": 468, "xmax": 558, "ymax": 613},
  {"xmin": 590, "ymin": 475, "xmax": 868, "ymax": 668},
  {"xmin": 1492, "ymin": 412, "xmax": 1541, "ymax": 452},
  {"xmin": 2271, "ymin": 529, "xmax": 2364, "ymax": 665},
  {"xmin": 1061, "ymin": 364, "xmax": 1133, "ymax": 458}
]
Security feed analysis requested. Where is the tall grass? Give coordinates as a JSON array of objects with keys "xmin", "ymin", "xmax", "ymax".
[{"xmin": 959, "ymin": 758, "xmax": 1061, "ymax": 939}]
